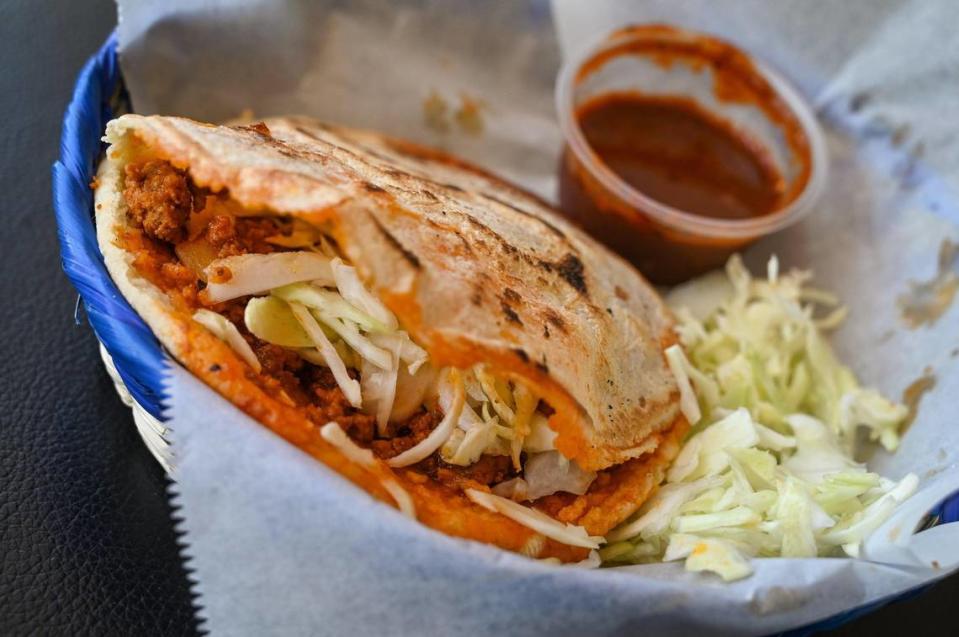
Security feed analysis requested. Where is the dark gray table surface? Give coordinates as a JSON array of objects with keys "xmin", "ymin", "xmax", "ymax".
[{"xmin": 0, "ymin": 0, "xmax": 952, "ymax": 634}]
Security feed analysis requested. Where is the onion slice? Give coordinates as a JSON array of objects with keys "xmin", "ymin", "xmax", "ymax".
[
  {"xmin": 290, "ymin": 302, "xmax": 361, "ymax": 407},
  {"xmin": 192, "ymin": 309, "xmax": 261, "ymax": 372},
  {"xmin": 203, "ymin": 252, "xmax": 333, "ymax": 303},
  {"xmin": 387, "ymin": 369, "xmax": 465, "ymax": 467}
]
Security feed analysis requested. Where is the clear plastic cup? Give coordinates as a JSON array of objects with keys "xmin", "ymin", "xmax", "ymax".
[{"xmin": 556, "ymin": 25, "xmax": 828, "ymax": 284}]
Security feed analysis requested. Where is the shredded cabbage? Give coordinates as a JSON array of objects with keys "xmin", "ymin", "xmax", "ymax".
[
  {"xmin": 665, "ymin": 345, "xmax": 702, "ymax": 425},
  {"xmin": 290, "ymin": 301, "xmax": 362, "ymax": 407},
  {"xmin": 192, "ymin": 309, "xmax": 262, "ymax": 372},
  {"xmin": 203, "ymin": 252, "xmax": 334, "ymax": 303},
  {"xmin": 388, "ymin": 363, "xmax": 437, "ymax": 423},
  {"xmin": 522, "ymin": 451, "xmax": 596, "ymax": 500},
  {"xmin": 524, "ymin": 413, "xmax": 558, "ymax": 452},
  {"xmin": 387, "ymin": 369, "xmax": 465, "ymax": 467},
  {"xmin": 240, "ymin": 254, "xmax": 421, "ymax": 422},
  {"xmin": 668, "ymin": 255, "xmax": 907, "ymax": 450},
  {"xmin": 465, "ymin": 488, "xmax": 604, "ymax": 549},
  {"xmin": 382, "ymin": 479, "xmax": 417, "ymax": 518},
  {"xmin": 663, "ymin": 534, "xmax": 753, "ymax": 582},
  {"xmin": 244, "ymin": 296, "xmax": 313, "ymax": 348},
  {"xmin": 319, "ymin": 421, "xmax": 375, "ymax": 467},
  {"xmin": 360, "ymin": 344, "xmax": 400, "ymax": 436},
  {"xmin": 441, "ymin": 366, "xmax": 554, "ymax": 466},
  {"xmin": 442, "ymin": 412, "xmax": 499, "ymax": 466},
  {"xmin": 311, "ymin": 310, "xmax": 392, "ymax": 370},
  {"xmin": 273, "ymin": 283, "xmax": 389, "ymax": 333},
  {"xmin": 320, "ymin": 422, "xmax": 416, "ymax": 518},
  {"xmin": 606, "ymin": 256, "xmax": 916, "ymax": 580},
  {"xmin": 330, "ymin": 258, "xmax": 399, "ymax": 331},
  {"xmin": 218, "ymin": 248, "xmax": 579, "ymax": 519}
]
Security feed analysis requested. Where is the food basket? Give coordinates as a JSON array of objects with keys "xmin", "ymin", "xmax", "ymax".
[{"xmin": 53, "ymin": 33, "xmax": 959, "ymax": 636}]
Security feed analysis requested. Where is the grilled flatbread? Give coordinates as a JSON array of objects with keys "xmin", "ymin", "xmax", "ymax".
[{"xmin": 95, "ymin": 114, "xmax": 687, "ymax": 561}]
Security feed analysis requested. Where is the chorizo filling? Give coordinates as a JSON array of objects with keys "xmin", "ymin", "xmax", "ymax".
[{"xmin": 118, "ymin": 158, "xmax": 598, "ymax": 499}]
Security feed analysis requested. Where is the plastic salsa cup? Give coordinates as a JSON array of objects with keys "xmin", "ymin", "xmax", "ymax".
[{"xmin": 555, "ymin": 24, "xmax": 828, "ymax": 284}]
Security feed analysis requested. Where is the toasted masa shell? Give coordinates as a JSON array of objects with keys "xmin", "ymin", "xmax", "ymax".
[{"xmin": 95, "ymin": 114, "xmax": 687, "ymax": 561}]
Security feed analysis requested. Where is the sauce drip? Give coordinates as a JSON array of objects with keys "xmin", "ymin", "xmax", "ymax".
[{"xmin": 577, "ymin": 94, "xmax": 783, "ymax": 220}]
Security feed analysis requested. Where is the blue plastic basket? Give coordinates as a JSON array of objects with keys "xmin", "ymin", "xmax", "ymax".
[
  {"xmin": 53, "ymin": 33, "xmax": 168, "ymax": 421},
  {"xmin": 53, "ymin": 33, "xmax": 958, "ymax": 636}
]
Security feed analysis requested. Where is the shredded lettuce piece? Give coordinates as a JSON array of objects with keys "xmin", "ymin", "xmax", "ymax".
[
  {"xmin": 235, "ymin": 249, "xmax": 556, "ymax": 481},
  {"xmin": 388, "ymin": 363, "xmax": 437, "ymax": 423},
  {"xmin": 476, "ymin": 366, "xmax": 515, "ymax": 423},
  {"xmin": 674, "ymin": 506, "xmax": 762, "ymax": 534},
  {"xmin": 782, "ymin": 414, "xmax": 862, "ymax": 483},
  {"xmin": 192, "ymin": 309, "xmax": 262, "ymax": 372},
  {"xmin": 606, "ymin": 256, "xmax": 915, "ymax": 580},
  {"xmin": 384, "ymin": 332, "xmax": 428, "ymax": 374},
  {"xmin": 668, "ymin": 254, "xmax": 907, "ymax": 450},
  {"xmin": 820, "ymin": 473, "xmax": 918, "ymax": 555},
  {"xmin": 442, "ymin": 410, "xmax": 499, "ymax": 466},
  {"xmin": 271, "ymin": 273, "xmax": 420, "ymax": 423}
]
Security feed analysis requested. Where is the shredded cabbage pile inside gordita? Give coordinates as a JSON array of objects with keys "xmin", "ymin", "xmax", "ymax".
[
  {"xmin": 193, "ymin": 246, "xmax": 580, "ymax": 479},
  {"xmin": 603, "ymin": 255, "xmax": 916, "ymax": 581},
  {"xmin": 191, "ymin": 242, "xmax": 605, "ymax": 546}
]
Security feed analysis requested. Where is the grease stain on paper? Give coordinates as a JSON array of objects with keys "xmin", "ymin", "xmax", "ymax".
[
  {"xmin": 900, "ymin": 367, "xmax": 936, "ymax": 435},
  {"xmin": 748, "ymin": 586, "xmax": 812, "ymax": 615},
  {"xmin": 423, "ymin": 90, "xmax": 486, "ymax": 135},
  {"xmin": 897, "ymin": 239, "xmax": 959, "ymax": 328},
  {"xmin": 423, "ymin": 90, "xmax": 451, "ymax": 133},
  {"xmin": 454, "ymin": 93, "xmax": 486, "ymax": 135}
]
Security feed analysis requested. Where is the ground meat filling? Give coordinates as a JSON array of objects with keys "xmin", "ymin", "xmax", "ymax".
[
  {"xmin": 123, "ymin": 160, "xmax": 204, "ymax": 243},
  {"xmin": 205, "ymin": 213, "xmax": 283, "ymax": 258},
  {"xmin": 371, "ymin": 413, "xmax": 520, "ymax": 488},
  {"xmin": 303, "ymin": 366, "xmax": 375, "ymax": 444},
  {"xmin": 416, "ymin": 454, "xmax": 517, "ymax": 490},
  {"xmin": 119, "ymin": 158, "xmax": 515, "ymax": 488},
  {"xmin": 370, "ymin": 411, "xmax": 441, "ymax": 458}
]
